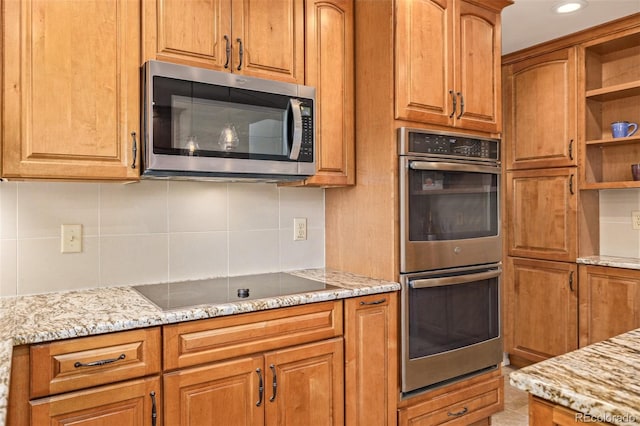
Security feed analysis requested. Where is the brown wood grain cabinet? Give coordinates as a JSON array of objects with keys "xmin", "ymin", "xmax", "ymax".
[
  {"xmin": 529, "ymin": 396, "xmax": 611, "ymax": 425},
  {"xmin": 506, "ymin": 168, "xmax": 578, "ymax": 262},
  {"xmin": 299, "ymin": 0, "xmax": 355, "ymax": 186},
  {"xmin": 395, "ymin": 0, "xmax": 506, "ymax": 133},
  {"xmin": 344, "ymin": 293, "xmax": 398, "ymax": 426},
  {"xmin": 2, "ymin": 0, "xmax": 141, "ymax": 180},
  {"xmin": 144, "ymin": 0, "xmax": 304, "ymax": 84},
  {"xmin": 578, "ymin": 265, "xmax": 640, "ymax": 347},
  {"xmin": 502, "ymin": 48, "xmax": 578, "ymax": 170},
  {"xmin": 505, "ymin": 257, "xmax": 578, "ymax": 365}
]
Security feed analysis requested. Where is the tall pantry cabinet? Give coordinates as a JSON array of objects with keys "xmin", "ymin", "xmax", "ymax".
[{"xmin": 502, "ymin": 48, "xmax": 580, "ymax": 365}]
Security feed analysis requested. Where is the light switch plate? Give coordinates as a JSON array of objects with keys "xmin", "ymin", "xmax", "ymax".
[{"xmin": 61, "ymin": 224, "xmax": 82, "ymax": 253}]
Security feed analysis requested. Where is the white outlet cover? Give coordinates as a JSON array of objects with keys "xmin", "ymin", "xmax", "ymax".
[{"xmin": 293, "ymin": 217, "xmax": 307, "ymax": 241}]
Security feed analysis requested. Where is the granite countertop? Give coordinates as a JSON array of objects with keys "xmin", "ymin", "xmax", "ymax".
[
  {"xmin": 577, "ymin": 255, "xmax": 640, "ymax": 271},
  {"xmin": 0, "ymin": 268, "xmax": 400, "ymax": 426},
  {"xmin": 510, "ymin": 328, "xmax": 640, "ymax": 425}
]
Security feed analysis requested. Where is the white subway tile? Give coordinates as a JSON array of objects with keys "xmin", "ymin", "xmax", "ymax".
[
  {"xmin": 0, "ymin": 240, "xmax": 17, "ymax": 297},
  {"xmin": 100, "ymin": 234, "xmax": 169, "ymax": 286},
  {"xmin": 100, "ymin": 181, "xmax": 168, "ymax": 235},
  {"xmin": 228, "ymin": 183, "xmax": 279, "ymax": 231},
  {"xmin": 278, "ymin": 187, "xmax": 324, "ymax": 229},
  {"xmin": 17, "ymin": 237, "xmax": 100, "ymax": 295},
  {"xmin": 18, "ymin": 182, "xmax": 99, "ymax": 238},
  {"xmin": 0, "ymin": 182, "xmax": 17, "ymax": 239},
  {"xmin": 168, "ymin": 181, "xmax": 228, "ymax": 232},
  {"xmin": 228, "ymin": 230, "xmax": 279, "ymax": 275},
  {"xmin": 169, "ymin": 232, "xmax": 229, "ymax": 281},
  {"xmin": 279, "ymin": 228, "xmax": 325, "ymax": 271}
]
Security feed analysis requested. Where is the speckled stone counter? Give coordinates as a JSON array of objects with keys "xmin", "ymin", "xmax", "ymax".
[
  {"xmin": 0, "ymin": 268, "xmax": 400, "ymax": 426},
  {"xmin": 510, "ymin": 328, "xmax": 640, "ymax": 425},
  {"xmin": 578, "ymin": 255, "xmax": 640, "ymax": 271}
]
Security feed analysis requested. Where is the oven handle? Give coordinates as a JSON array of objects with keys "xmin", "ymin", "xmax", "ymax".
[
  {"xmin": 409, "ymin": 269, "xmax": 501, "ymax": 289},
  {"xmin": 409, "ymin": 161, "xmax": 500, "ymax": 175}
]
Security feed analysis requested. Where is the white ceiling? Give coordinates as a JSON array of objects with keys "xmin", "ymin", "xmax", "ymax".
[{"xmin": 501, "ymin": 0, "xmax": 640, "ymax": 55}]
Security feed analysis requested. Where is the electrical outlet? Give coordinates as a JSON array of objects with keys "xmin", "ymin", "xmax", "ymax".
[
  {"xmin": 293, "ymin": 217, "xmax": 307, "ymax": 241},
  {"xmin": 61, "ymin": 224, "xmax": 82, "ymax": 253},
  {"xmin": 633, "ymin": 211, "xmax": 640, "ymax": 230}
]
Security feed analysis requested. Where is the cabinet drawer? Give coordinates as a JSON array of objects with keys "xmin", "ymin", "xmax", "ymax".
[
  {"xmin": 164, "ymin": 301, "xmax": 343, "ymax": 370},
  {"xmin": 398, "ymin": 375, "xmax": 503, "ymax": 426},
  {"xmin": 30, "ymin": 327, "xmax": 161, "ymax": 398}
]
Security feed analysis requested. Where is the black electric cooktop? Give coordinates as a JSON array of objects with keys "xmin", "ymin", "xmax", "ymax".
[{"xmin": 133, "ymin": 272, "xmax": 338, "ymax": 311}]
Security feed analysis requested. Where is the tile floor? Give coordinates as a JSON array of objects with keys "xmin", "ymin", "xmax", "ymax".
[{"xmin": 491, "ymin": 365, "xmax": 529, "ymax": 425}]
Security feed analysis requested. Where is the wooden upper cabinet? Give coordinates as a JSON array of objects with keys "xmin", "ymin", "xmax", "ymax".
[
  {"xmin": 301, "ymin": 0, "xmax": 355, "ymax": 186},
  {"xmin": 395, "ymin": 0, "xmax": 508, "ymax": 133},
  {"xmin": 145, "ymin": 0, "xmax": 304, "ymax": 84},
  {"xmin": 2, "ymin": 0, "xmax": 141, "ymax": 180},
  {"xmin": 579, "ymin": 265, "xmax": 640, "ymax": 347},
  {"xmin": 503, "ymin": 48, "xmax": 578, "ymax": 170},
  {"xmin": 506, "ymin": 168, "xmax": 578, "ymax": 262}
]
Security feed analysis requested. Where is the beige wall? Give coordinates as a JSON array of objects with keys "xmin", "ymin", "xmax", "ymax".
[{"xmin": 0, "ymin": 181, "xmax": 325, "ymax": 296}]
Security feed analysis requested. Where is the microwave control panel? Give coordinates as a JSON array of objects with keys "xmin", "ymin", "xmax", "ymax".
[
  {"xmin": 400, "ymin": 129, "xmax": 499, "ymax": 162},
  {"xmin": 299, "ymin": 105, "xmax": 314, "ymax": 162}
]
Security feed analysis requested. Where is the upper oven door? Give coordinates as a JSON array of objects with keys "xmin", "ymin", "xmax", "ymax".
[{"xmin": 400, "ymin": 159, "xmax": 501, "ymax": 273}]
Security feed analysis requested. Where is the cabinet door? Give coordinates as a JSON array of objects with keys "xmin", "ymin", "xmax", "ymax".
[
  {"xmin": 265, "ymin": 338, "xmax": 344, "ymax": 426},
  {"xmin": 146, "ymin": 0, "xmax": 232, "ymax": 70},
  {"xmin": 2, "ymin": 0, "xmax": 140, "ymax": 180},
  {"xmin": 455, "ymin": 1, "xmax": 502, "ymax": 133},
  {"xmin": 503, "ymin": 48, "xmax": 577, "ymax": 170},
  {"xmin": 302, "ymin": 0, "xmax": 355, "ymax": 187},
  {"xmin": 231, "ymin": 0, "xmax": 304, "ymax": 83},
  {"xmin": 395, "ymin": 0, "xmax": 455, "ymax": 126},
  {"xmin": 579, "ymin": 265, "xmax": 640, "ymax": 347},
  {"xmin": 506, "ymin": 168, "xmax": 578, "ymax": 261},
  {"xmin": 344, "ymin": 293, "xmax": 397, "ymax": 426},
  {"xmin": 30, "ymin": 377, "xmax": 160, "ymax": 426},
  {"xmin": 163, "ymin": 355, "xmax": 264, "ymax": 426},
  {"xmin": 505, "ymin": 257, "xmax": 578, "ymax": 363}
]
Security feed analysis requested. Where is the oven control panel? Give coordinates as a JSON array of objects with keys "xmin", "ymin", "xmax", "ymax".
[{"xmin": 399, "ymin": 128, "xmax": 499, "ymax": 161}]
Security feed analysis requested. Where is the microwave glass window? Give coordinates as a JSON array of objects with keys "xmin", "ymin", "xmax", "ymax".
[
  {"xmin": 171, "ymin": 95, "xmax": 286, "ymax": 156},
  {"xmin": 408, "ymin": 276, "xmax": 499, "ymax": 359},
  {"xmin": 152, "ymin": 76, "xmax": 310, "ymax": 160},
  {"xmin": 408, "ymin": 168, "xmax": 498, "ymax": 241}
]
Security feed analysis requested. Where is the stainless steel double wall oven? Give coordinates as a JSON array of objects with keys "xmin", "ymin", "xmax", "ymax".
[{"xmin": 398, "ymin": 128, "xmax": 503, "ymax": 395}]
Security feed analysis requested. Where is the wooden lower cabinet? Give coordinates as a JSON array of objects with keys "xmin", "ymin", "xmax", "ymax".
[
  {"xmin": 344, "ymin": 293, "xmax": 397, "ymax": 426},
  {"xmin": 530, "ymin": 396, "xmax": 610, "ymax": 425},
  {"xmin": 30, "ymin": 376, "xmax": 161, "ymax": 426},
  {"xmin": 397, "ymin": 370, "xmax": 503, "ymax": 426},
  {"xmin": 579, "ymin": 265, "xmax": 640, "ymax": 347},
  {"xmin": 164, "ymin": 338, "xmax": 344, "ymax": 426},
  {"xmin": 505, "ymin": 257, "xmax": 578, "ymax": 364}
]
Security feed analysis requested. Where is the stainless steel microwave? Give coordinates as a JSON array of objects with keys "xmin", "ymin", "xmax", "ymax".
[{"xmin": 141, "ymin": 60, "xmax": 316, "ymax": 181}]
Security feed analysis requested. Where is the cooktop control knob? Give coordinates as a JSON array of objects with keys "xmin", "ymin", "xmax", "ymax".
[{"xmin": 237, "ymin": 288, "xmax": 250, "ymax": 298}]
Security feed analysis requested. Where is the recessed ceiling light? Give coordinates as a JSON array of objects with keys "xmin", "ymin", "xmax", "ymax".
[{"xmin": 553, "ymin": 0, "xmax": 588, "ymax": 14}]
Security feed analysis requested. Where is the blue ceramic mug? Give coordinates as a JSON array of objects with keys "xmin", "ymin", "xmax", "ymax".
[{"xmin": 611, "ymin": 121, "xmax": 638, "ymax": 138}]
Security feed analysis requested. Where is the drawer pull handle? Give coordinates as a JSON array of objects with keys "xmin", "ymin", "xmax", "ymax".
[
  {"xmin": 150, "ymin": 391, "xmax": 157, "ymax": 426},
  {"xmin": 360, "ymin": 298, "xmax": 386, "ymax": 306},
  {"xmin": 447, "ymin": 407, "xmax": 468, "ymax": 417},
  {"xmin": 269, "ymin": 364, "xmax": 277, "ymax": 402},
  {"xmin": 256, "ymin": 368, "xmax": 264, "ymax": 406},
  {"xmin": 74, "ymin": 353, "xmax": 126, "ymax": 368},
  {"xmin": 130, "ymin": 132, "xmax": 137, "ymax": 169}
]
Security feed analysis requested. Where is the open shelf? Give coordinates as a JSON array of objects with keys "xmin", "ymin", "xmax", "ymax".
[
  {"xmin": 585, "ymin": 135, "xmax": 640, "ymax": 146},
  {"xmin": 585, "ymin": 80, "xmax": 640, "ymax": 102}
]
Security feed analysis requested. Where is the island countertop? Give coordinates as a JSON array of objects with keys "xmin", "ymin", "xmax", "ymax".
[
  {"xmin": 0, "ymin": 268, "xmax": 400, "ymax": 426},
  {"xmin": 509, "ymin": 328, "xmax": 640, "ymax": 426}
]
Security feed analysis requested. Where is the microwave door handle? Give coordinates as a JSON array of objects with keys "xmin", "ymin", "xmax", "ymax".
[
  {"xmin": 288, "ymin": 99, "xmax": 303, "ymax": 160},
  {"xmin": 409, "ymin": 161, "xmax": 500, "ymax": 175},
  {"xmin": 410, "ymin": 269, "xmax": 501, "ymax": 289}
]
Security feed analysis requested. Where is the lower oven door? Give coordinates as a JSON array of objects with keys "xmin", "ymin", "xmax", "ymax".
[{"xmin": 400, "ymin": 264, "xmax": 503, "ymax": 394}]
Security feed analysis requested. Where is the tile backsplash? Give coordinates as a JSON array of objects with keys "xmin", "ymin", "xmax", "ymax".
[
  {"xmin": 600, "ymin": 188, "xmax": 640, "ymax": 258},
  {"xmin": 0, "ymin": 180, "xmax": 324, "ymax": 296}
]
